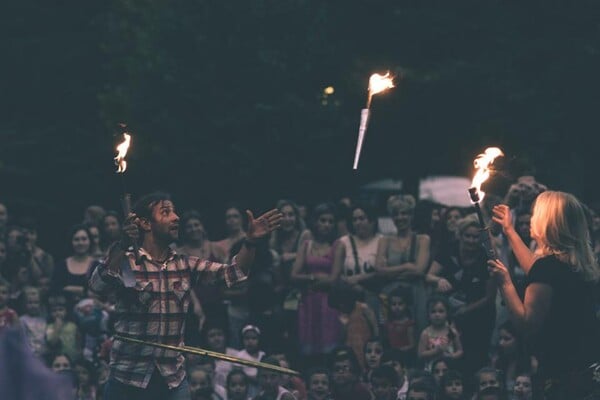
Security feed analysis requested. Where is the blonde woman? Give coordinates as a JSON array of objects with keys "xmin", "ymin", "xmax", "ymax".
[
  {"xmin": 488, "ymin": 191, "xmax": 600, "ymax": 400},
  {"xmin": 375, "ymin": 195, "xmax": 431, "ymax": 335}
]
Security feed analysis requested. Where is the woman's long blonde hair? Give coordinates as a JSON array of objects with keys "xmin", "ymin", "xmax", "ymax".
[{"xmin": 530, "ymin": 191, "xmax": 600, "ymax": 282}]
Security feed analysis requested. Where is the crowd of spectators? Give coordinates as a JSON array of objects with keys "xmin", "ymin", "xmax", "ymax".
[{"xmin": 0, "ymin": 175, "xmax": 598, "ymax": 400}]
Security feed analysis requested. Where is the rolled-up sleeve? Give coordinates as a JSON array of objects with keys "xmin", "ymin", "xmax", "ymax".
[{"xmin": 189, "ymin": 256, "xmax": 247, "ymax": 288}]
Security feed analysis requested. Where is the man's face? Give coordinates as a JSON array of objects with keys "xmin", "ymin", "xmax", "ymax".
[
  {"xmin": 149, "ymin": 200, "xmax": 180, "ymax": 243},
  {"xmin": 479, "ymin": 372, "xmax": 500, "ymax": 392},
  {"xmin": 371, "ymin": 377, "xmax": 396, "ymax": 400}
]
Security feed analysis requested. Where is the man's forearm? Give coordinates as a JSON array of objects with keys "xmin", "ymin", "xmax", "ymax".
[{"xmin": 233, "ymin": 240, "xmax": 256, "ymax": 274}]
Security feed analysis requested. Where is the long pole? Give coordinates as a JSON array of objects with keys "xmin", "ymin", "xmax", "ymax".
[{"xmin": 114, "ymin": 335, "xmax": 300, "ymax": 376}]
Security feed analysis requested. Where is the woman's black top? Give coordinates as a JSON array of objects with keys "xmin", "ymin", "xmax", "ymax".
[{"xmin": 527, "ymin": 255, "xmax": 599, "ymax": 379}]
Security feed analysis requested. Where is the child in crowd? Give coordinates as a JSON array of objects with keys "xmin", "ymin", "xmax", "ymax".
[
  {"xmin": 475, "ymin": 386, "xmax": 507, "ymax": 400},
  {"xmin": 254, "ymin": 356, "xmax": 296, "ymax": 400},
  {"xmin": 431, "ymin": 356, "xmax": 452, "ymax": 387},
  {"xmin": 490, "ymin": 321, "xmax": 537, "ymax": 394},
  {"xmin": 363, "ymin": 336, "xmax": 385, "ymax": 382},
  {"xmin": 474, "ymin": 367, "xmax": 503, "ymax": 397},
  {"xmin": 306, "ymin": 367, "xmax": 332, "ymax": 400},
  {"xmin": 188, "ymin": 365, "xmax": 218, "ymax": 400},
  {"xmin": 0, "ymin": 277, "xmax": 18, "ymax": 330},
  {"xmin": 327, "ymin": 281, "xmax": 378, "ymax": 370},
  {"xmin": 202, "ymin": 319, "xmax": 238, "ymax": 388},
  {"xmin": 330, "ymin": 346, "xmax": 372, "ymax": 400},
  {"xmin": 189, "ymin": 356, "xmax": 227, "ymax": 399},
  {"xmin": 405, "ymin": 380, "xmax": 437, "ymax": 400},
  {"xmin": 512, "ymin": 373, "xmax": 533, "ymax": 400},
  {"xmin": 383, "ymin": 287, "xmax": 415, "ymax": 367},
  {"xmin": 73, "ymin": 358, "xmax": 98, "ymax": 400},
  {"xmin": 370, "ymin": 365, "xmax": 400, "ymax": 400},
  {"xmin": 418, "ymin": 295, "xmax": 463, "ymax": 370},
  {"xmin": 235, "ymin": 324, "xmax": 265, "ymax": 397},
  {"xmin": 381, "ymin": 348, "xmax": 409, "ymax": 400},
  {"xmin": 45, "ymin": 293, "xmax": 80, "ymax": 360},
  {"xmin": 49, "ymin": 352, "xmax": 72, "ymax": 373},
  {"xmin": 226, "ymin": 369, "xmax": 251, "ymax": 400},
  {"xmin": 74, "ymin": 297, "xmax": 109, "ymax": 362},
  {"xmin": 20, "ymin": 286, "xmax": 47, "ymax": 357},
  {"xmin": 438, "ymin": 370, "xmax": 466, "ymax": 400},
  {"xmin": 272, "ymin": 351, "xmax": 307, "ymax": 400}
]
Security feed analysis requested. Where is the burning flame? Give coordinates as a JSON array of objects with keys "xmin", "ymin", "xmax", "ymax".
[
  {"xmin": 368, "ymin": 72, "xmax": 395, "ymax": 95},
  {"xmin": 115, "ymin": 133, "xmax": 131, "ymax": 173},
  {"xmin": 470, "ymin": 147, "xmax": 504, "ymax": 202}
]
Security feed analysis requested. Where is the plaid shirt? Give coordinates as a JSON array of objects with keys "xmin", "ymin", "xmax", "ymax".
[{"xmin": 89, "ymin": 247, "xmax": 247, "ymax": 389}]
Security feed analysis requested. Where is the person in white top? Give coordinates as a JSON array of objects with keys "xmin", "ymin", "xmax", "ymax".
[{"xmin": 333, "ymin": 204, "xmax": 383, "ymax": 322}]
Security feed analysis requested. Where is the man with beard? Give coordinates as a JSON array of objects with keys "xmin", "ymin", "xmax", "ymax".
[{"xmin": 89, "ymin": 192, "xmax": 282, "ymax": 400}]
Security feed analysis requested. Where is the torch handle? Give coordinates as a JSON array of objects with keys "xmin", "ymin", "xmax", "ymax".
[
  {"xmin": 479, "ymin": 227, "xmax": 497, "ymax": 260},
  {"xmin": 121, "ymin": 194, "xmax": 141, "ymax": 265}
]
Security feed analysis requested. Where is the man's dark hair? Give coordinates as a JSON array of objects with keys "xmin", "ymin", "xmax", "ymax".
[{"xmin": 133, "ymin": 192, "xmax": 172, "ymax": 221}]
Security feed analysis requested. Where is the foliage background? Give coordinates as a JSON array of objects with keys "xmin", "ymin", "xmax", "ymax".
[{"xmin": 2, "ymin": 0, "xmax": 600, "ymax": 255}]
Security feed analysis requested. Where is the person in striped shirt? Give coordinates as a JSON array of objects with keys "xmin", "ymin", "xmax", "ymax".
[{"xmin": 89, "ymin": 192, "xmax": 282, "ymax": 400}]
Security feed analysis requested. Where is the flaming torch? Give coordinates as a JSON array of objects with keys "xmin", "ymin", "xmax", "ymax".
[
  {"xmin": 114, "ymin": 127, "xmax": 138, "ymax": 286},
  {"xmin": 352, "ymin": 72, "xmax": 395, "ymax": 170},
  {"xmin": 467, "ymin": 147, "xmax": 504, "ymax": 260}
]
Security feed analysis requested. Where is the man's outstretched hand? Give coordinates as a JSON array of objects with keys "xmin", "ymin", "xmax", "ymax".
[{"xmin": 246, "ymin": 209, "xmax": 283, "ymax": 242}]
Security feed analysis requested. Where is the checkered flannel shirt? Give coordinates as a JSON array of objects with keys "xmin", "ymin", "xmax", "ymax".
[{"xmin": 89, "ymin": 247, "xmax": 246, "ymax": 389}]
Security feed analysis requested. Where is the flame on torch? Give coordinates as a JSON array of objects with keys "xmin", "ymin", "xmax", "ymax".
[
  {"xmin": 470, "ymin": 147, "xmax": 504, "ymax": 202},
  {"xmin": 367, "ymin": 72, "xmax": 395, "ymax": 108},
  {"xmin": 115, "ymin": 133, "xmax": 131, "ymax": 173}
]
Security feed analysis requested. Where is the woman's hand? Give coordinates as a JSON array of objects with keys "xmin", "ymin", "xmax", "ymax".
[
  {"xmin": 491, "ymin": 204, "xmax": 514, "ymax": 234},
  {"xmin": 487, "ymin": 259, "xmax": 511, "ymax": 286}
]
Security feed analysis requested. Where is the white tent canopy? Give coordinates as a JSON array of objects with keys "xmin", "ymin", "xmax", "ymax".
[{"xmin": 419, "ymin": 175, "xmax": 473, "ymax": 207}]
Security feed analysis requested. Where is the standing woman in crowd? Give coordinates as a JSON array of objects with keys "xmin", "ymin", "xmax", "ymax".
[
  {"xmin": 291, "ymin": 202, "xmax": 342, "ymax": 368},
  {"xmin": 177, "ymin": 210, "xmax": 227, "ymax": 344},
  {"xmin": 100, "ymin": 211, "xmax": 121, "ymax": 254},
  {"xmin": 52, "ymin": 224, "xmax": 95, "ymax": 303},
  {"xmin": 334, "ymin": 203, "xmax": 383, "ymax": 324},
  {"xmin": 488, "ymin": 191, "xmax": 600, "ymax": 399},
  {"xmin": 375, "ymin": 195, "xmax": 431, "ymax": 334},
  {"xmin": 269, "ymin": 199, "xmax": 311, "ymax": 297},
  {"xmin": 426, "ymin": 214, "xmax": 496, "ymax": 377},
  {"xmin": 216, "ymin": 204, "xmax": 247, "ymax": 257}
]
